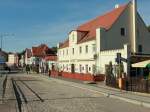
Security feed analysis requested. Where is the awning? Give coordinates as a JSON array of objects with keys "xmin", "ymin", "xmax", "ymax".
[{"xmin": 132, "ymin": 60, "xmax": 150, "ymax": 68}]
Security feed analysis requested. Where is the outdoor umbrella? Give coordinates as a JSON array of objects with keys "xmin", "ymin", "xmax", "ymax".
[{"xmin": 132, "ymin": 60, "xmax": 150, "ymax": 68}]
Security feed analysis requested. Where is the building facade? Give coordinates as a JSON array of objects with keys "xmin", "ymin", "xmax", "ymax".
[
  {"xmin": 25, "ymin": 48, "xmax": 32, "ymax": 65},
  {"xmin": 0, "ymin": 49, "xmax": 8, "ymax": 69},
  {"xmin": 57, "ymin": 0, "xmax": 150, "ymax": 79},
  {"xmin": 7, "ymin": 53, "xmax": 19, "ymax": 67}
]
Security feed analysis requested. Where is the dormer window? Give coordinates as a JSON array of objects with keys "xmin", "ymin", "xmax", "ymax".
[
  {"xmin": 79, "ymin": 46, "xmax": 82, "ymax": 54},
  {"xmin": 121, "ymin": 28, "xmax": 125, "ymax": 36}
]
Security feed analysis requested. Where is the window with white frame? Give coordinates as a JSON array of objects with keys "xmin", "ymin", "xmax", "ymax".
[
  {"xmin": 92, "ymin": 44, "xmax": 96, "ymax": 52},
  {"xmin": 72, "ymin": 48, "xmax": 74, "ymax": 55},
  {"xmin": 79, "ymin": 65, "xmax": 82, "ymax": 73},
  {"xmin": 85, "ymin": 45, "xmax": 88, "ymax": 53},
  {"xmin": 89, "ymin": 67, "xmax": 91, "ymax": 71},
  {"xmin": 66, "ymin": 64, "xmax": 68, "ymax": 71},
  {"xmin": 79, "ymin": 46, "xmax": 82, "ymax": 54},
  {"xmin": 85, "ymin": 65, "xmax": 88, "ymax": 73}
]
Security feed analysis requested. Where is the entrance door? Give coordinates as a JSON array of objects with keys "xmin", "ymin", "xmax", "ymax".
[{"xmin": 71, "ymin": 64, "xmax": 75, "ymax": 73}]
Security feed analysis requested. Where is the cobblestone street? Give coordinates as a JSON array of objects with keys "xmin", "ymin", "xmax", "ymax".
[{"xmin": 0, "ymin": 73, "xmax": 149, "ymax": 112}]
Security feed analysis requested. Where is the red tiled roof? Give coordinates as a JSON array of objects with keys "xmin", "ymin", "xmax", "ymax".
[
  {"xmin": 59, "ymin": 39, "xmax": 69, "ymax": 48},
  {"xmin": 77, "ymin": 4, "xmax": 127, "ymax": 43},
  {"xmin": 59, "ymin": 4, "xmax": 128, "ymax": 48},
  {"xmin": 44, "ymin": 55, "xmax": 57, "ymax": 61},
  {"xmin": 32, "ymin": 44, "xmax": 53, "ymax": 57}
]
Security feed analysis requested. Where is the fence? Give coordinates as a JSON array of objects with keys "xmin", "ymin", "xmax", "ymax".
[
  {"xmin": 106, "ymin": 75, "xmax": 119, "ymax": 88},
  {"xmin": 106, "ymin": 76, "xmax": 150, "ymax": 93},
  {"xmin": 127, "ymin": 77, "xmax": 150, "ymax": 93}
]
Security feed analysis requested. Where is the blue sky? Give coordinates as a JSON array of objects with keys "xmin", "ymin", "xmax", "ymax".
[{"xmin": 0, "ymin": 0, "xmax": 149, "ymax": 52}]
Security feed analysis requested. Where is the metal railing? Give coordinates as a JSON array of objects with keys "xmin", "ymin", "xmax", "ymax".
[{"xmin": 106, "ymin": 75, "xmax": 150, "ymax": 93}]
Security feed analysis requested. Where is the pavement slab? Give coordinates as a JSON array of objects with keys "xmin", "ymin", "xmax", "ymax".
[{"xmin": 0, "ymin": 73, "xmax": 149, "ymax": 112}]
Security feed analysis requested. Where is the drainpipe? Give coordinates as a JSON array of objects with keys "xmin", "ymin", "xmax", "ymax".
[{"xmin": 132, "ymin": 0, "xmax": 137, "ymax": 53}]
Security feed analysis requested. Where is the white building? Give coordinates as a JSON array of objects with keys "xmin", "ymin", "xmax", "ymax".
[
  {"xmin": 25, "ymin": 48, "xmax": 32, "ymax": 65},
  {"xmin": 39, "ymin": 55, "xmax": 57, "ymax": 74},
  {"xmin": 19, "ymin": 55, "xmax": 25, "ymax": 67},
  {"xmin": 8, "ymin": 53, "xmax": 19, "ymax": 67},
  {"xmin": 57, "ymin": 0, "xmax": 150, "ymax": 78}
]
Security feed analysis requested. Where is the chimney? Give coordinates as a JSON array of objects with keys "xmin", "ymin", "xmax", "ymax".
[
  {"xmin": 133, "ymin": 0, "xmax": 137, "ymax": 10},
  {"xmin": 57, "ymin": 43, "xmax": 60, "ymax": 48},
  {"xmin": 115, "ymin": 4, "xmax": 119, "ymax": 9},
  {"xmin": 132, "ymin": 0, "xmax": 137, "ymax": 53}
]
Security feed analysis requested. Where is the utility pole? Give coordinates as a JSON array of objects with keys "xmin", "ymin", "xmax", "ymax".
[{"xmin": 0, "ymin": 35, "xmax": 2, "ymax": 50}]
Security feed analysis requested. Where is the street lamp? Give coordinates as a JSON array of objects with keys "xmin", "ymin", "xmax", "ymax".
[{"xmin": 0, "ymin": 33, "xmax": 15, "ymax": 50}]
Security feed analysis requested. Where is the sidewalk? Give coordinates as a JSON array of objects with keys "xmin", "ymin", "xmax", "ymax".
[
  {"xmin": 36, "ymin": 74, "xmax": 150, "ymax": 108},
  {"xmin": 0, "ymin": 75, "xmax": 6, "ymax": 104}
]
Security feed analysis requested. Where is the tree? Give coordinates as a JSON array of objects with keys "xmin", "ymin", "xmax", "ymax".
[
  {"xmin": 106, "ymin": 61, "xmax": 113, "ymax": 76},
  {"xmin": 51, "ymin": 46, "xmax": 57, "ymax": 53},
  {"xmin": 117, "ymin": 62, "xmax": 124, "ymax": 78}
]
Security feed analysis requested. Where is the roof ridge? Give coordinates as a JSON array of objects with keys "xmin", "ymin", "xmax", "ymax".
[
  {"xmin": 59, "ymin": 3, "xmax": 129, "ymax": 48},
  {"xmin": 77, "ymin": 4, "xmax": 128, "ymax": 30}
]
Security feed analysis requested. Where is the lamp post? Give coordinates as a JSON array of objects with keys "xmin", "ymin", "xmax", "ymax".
[{"xmin": 0, "ymin": 35, "xmax": 3, "ymax": 50}]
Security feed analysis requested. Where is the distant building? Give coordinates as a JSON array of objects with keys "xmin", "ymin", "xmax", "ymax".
[
  {"xmin": 25, "ymin": 44, "xmax": 57, "ymax": 73},
  {"xmin": 0, "ymin": 49, "xmax": 8, "ymax": 69},
  {"xmin": 31, "ymin": 44, "xmax": 55, "ymax": 65},
  {"xmin": 19, "ymin": 55, "xmax": 25, "ymax": 67},
  {"xmin": 7, "ymin": 53, "xmax": 19, "ymax": 67},
  {"xmin": 0, "ymin": 49, "xmax": 7, "ymax": 61},
  {"xmin": 39, "ymin": 55, "xmax": 57, "ymax": 74},
  {"xmin": 25, "ymin": 48, "xmax": 32, "ymax": 65}
]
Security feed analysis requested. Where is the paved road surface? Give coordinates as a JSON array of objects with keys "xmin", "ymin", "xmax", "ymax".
[{"xmin": 0, "ymin": 73, "xmax": 149, "ymax": 112}]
